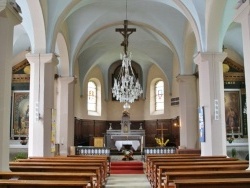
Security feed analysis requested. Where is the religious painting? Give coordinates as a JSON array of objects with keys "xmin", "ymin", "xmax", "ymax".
[
  {"xmin": 11, "ymin": 91, "xmax": 29, "ymax": 138},
  {"xmin": 224, "ymin": 89, "xmax": 242, "ymax": 136}
]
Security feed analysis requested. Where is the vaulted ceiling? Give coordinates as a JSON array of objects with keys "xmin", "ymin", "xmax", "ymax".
[{"xmin": 13, "ymin": 0, "xmax": 244, "ymax": 97}]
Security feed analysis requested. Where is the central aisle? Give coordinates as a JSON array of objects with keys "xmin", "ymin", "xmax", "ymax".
[
  {"xmin": 105, "ymin": 174, "xmax": 151, "ymax": 188},
  {"xmin": 105, "ymin": 155, "xmax": 151, "ymax": 187}
]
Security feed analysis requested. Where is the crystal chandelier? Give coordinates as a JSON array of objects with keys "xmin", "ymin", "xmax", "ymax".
[
  {"xmin": 112, "ymin": 19, "xmax": 143, "ymax": 104},
  {"xmin": 112, "ymin": 51, "xmax": 143, "ymax": 103}
]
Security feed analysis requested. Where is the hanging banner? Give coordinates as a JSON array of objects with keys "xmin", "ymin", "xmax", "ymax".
[{"xmin": 198, "ymin": 106, "xmax": 205, "ymax": 142}]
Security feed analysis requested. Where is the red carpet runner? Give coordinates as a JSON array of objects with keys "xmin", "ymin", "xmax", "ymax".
[{"xmin": 110, "ymin": 161, "xmax": 144, "ymax": 174}]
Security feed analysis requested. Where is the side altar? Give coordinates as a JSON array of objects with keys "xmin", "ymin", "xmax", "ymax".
[{"xmin": 105, "ymin": 110, "xmax": 145, "ymax": 151}]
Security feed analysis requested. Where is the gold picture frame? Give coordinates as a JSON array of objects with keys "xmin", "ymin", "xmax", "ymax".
[
  {"xmin": 11, "ymin": 91, "xmax": 29, "ymax": 138},
  {"xmin": 224, "ymin": 89, "xmax": 242, "ymax": 135}
]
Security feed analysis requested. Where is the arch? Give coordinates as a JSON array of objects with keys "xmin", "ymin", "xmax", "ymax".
[
  {"xmin": 55, "ymin": 33, "xmax": 70, "ymax": 76},
  {"xmin": 17, "ymin": 0, "xmax": 46, "ymax": 53}
]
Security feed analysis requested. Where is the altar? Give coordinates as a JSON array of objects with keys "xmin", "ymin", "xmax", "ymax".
[
  {"xmin": 105, "ymin": 130, "xmax": 145, "ymax": 151},
  {"xmin": 105, "ymin": 109, "xmax": 145, "ymax": 151},
  {"xmin": 115, "ymin": 140, "xmax": 140, "ymax": 151}
]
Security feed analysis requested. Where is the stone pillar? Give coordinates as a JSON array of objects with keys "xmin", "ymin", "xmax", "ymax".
[
  {"xmin": 0, "ymin": 2, "xmax": 21, "ymax": 170},
  {"xmin": 194, "ymin": 52, "xmax": 227, "ymax": 156},
  {"xmin": 234, "ymin": 1, "xmax": 250, "ymax": 168},
  {"xmin": 56, "ymin": 77, "xmax": 75, "ymax": 155},
  {"xmin": 26, "ymin": 53, "xmax": 58, "ymax": 157},
  {"xmin": 177, "ymin": 75, "xmax": 198, "ymax": 149}
]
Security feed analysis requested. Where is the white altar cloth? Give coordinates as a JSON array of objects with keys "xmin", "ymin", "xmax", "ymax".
[{"xmin": 115, "ymin": 140, "xmax": 140, "ymax": 151}]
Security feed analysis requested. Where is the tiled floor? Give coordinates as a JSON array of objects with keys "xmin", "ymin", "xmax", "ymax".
[{"xmin": 105, "ymin": 174, "xmax": 151, "ymax": 188}]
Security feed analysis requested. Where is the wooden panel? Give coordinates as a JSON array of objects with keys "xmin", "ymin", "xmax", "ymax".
[{"xmin": 74, "ymin": 118, "xmax": 180, "ymax": 148}]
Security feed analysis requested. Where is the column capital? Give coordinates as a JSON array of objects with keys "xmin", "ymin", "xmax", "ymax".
[
  {"xmin": 26, "ymin": 53, "xmax": 58, "ymax": 66},
  {"xmin": 0, "ymin": 1, "xmax": 22, "ymax": 25},
  {"xmin": 194, "ymin": 52, "xmax": 227, "ymax": 65},
  {"xmin": 234, "ymin": 0, "xmax": 250, "ymax": 23},
  {"xmin": 176, "ymin": 74, "xmax": 196, "ymax": 83},
  {"xmin": 58, "ymin": 76, "xmax": 75, "ymax": 84}
]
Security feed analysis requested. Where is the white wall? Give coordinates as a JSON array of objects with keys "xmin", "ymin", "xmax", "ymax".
[{"xmin": 74, "ymin": 62, "xmax": 180, "ymax": 121}]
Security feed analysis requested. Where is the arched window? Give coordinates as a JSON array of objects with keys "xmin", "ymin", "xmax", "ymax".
[
  {"xmin": 88, "ymin": 81, "xmax": 97, "ymax": 112},
  {"xmin": 155, "ymin": 80, "xmax": 164, "ymax": 111}
]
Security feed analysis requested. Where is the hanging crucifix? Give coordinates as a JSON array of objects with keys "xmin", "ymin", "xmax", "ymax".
[{"xmin": 115, "ymin": 20, "xmax": 136, "ymax": 55}]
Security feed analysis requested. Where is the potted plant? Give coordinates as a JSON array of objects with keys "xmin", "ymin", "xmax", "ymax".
[
  {"xmin": 13, "ymin": 152, "xmax": 28, "ymax": 161},
  {"xmin": 231, "ymin": 148, "xmax": 237, "ymax": 158}
]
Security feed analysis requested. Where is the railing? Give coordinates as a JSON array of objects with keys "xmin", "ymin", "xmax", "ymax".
[
  {"xmin": 75, "ymin": 146, "xmax": 110, "ymax": 156},
  {"xmin": 143, "ymin": 147, "xmax": 176, "ymax": 155}
]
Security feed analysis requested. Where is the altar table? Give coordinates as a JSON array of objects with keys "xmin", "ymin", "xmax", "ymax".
[{"xmin": 115, "ymin": 140, "xmax": 140, "ymax": 151}]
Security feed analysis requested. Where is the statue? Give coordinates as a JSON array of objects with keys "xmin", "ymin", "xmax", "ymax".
[{"xmin": 121, "ymin": 110, "xmax": 131, "ymax": 134}]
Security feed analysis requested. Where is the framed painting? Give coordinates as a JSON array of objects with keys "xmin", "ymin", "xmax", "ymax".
[
  {"xmin": 11, "ymin": 91, "xmax": 29, "ymax": 138},
  {"xmin": 224, "ymin": 89, "xmax": 242, "ymax": 136}
]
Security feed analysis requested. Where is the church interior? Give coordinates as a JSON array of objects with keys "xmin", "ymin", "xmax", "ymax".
[{"xmin": 1, "ymin": 0, "xmax": 250, "ymax": 187}]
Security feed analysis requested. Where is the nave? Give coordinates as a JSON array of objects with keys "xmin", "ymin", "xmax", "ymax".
[{"xmin": 105, "ymin": 174, "xmax": 151, "ymax": 188}]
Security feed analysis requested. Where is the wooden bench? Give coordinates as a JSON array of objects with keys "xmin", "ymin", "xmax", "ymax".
[
  {"xmin": 150, "ymin": 160, "xmax": 248, "ymax": 187},
  {"xmin": 173, "ymin": 178, "xmax": 250, "ymax": 188},
  {"xmin": 145, "ymin": 155, "xmax": 229, "ymax": 177},
  {"xmin": 156, "ymin": 164, "xmax": 248, "ymax": 188},
  {"xmin": 147, "ymin": 157, "xmax": 238, "ymax": 182},
  {"xmin": 0, "ymin": 179, "xmax": 90, "ymax": 188},
  {"xmin": 145, "ymin": 156, "xmax": 236, "ymax": 185},
  {"xmin": 164, "ymin": 170, "xmax": 250, "ymax": 188},
  {"xmin": 15, "ymin": 157, "xmax": 109, "ymax": 183},
  {"xmin": 0, "ymin": 171, "xmax": 97, "ymax": 188},
  {"xmin": 9, "ymin": 165, "xmax": 102, "ymax": 188},
  {"xmin": 21, "ymin": 155, "xmax": 110, "ymax": 176},
  {"xmin": 10, "ymin": 161, "xmax": 106, "ymax": 177}
]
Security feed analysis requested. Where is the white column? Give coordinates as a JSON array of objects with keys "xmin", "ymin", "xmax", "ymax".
[
  {"xmin": 26, "ymin": 53, "xmax": 58, "ymax": 157},
  {"xmin": 194, "ymin": 52, "xmax": 227, "ymax": 156},
  {"xmin": 177, "ymin": 75, "xmax": 198, "ymax": 149},
  {"xmin": 56, "ymin": 77, "xmax": 75, "ymax": 155},
  {"xmin": 234, "ymin": 1, "xmax": 250, "ymax": 169},
  {"xmin": 0, "ymin": 2, "xmax": 21, "ymax": 170}
]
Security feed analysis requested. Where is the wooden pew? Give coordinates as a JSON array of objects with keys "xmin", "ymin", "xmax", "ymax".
[
  {"xmin": 164, "ymin": 170, "xmax": 250, "ymax": 188},
  {"xmin": 0, "ymin": 171, "xmax": 96, "ymax": 188},
  {"xmin": 9, "ymin": 166, "xmax": 102, "ymax": 188},
  {"xmin": 20, "ymin": 155, "xmax": 110, "ymax": 177},
  {"xmin": 150, "ymin": 160, "xmax": 248, "ymax": 187},
  {"xmin": 173, "ymin": 178, "xmax": 250, "ymax": 188},
  {"xmin": 145, "ymin": 155, "xmax": 229, "ymax": 177},
  {"xmin": 0, "ymin": 179, "xmax": 90, "ymax": 188},
  {"xmin": 145, "ymin": 156, "xmax": 236, "ymax": 185},
  {"xmin": 156, "ymin": 164, "xmax": 248, "ymax": 188},
  {"xmin": 147, "ymin": 157, "xmax": 237, "ymax": 182},
  {"xmin": 15, "ymin": 157, "xmax": 109, "ymax": 184},
  {"xmin": 9, "ymin": 161, "xmax": 107, "ymax": 181}
]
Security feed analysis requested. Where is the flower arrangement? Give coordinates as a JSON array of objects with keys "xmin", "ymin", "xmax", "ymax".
[
  {"xmin": 155, "ymin": 137, "xmax": 169, "ymax": 147},
  {"xmin": 122, "ymin": 149, "xmax": 133, "ymax": 161},
  {"xmin": 227, "ymin": 137, "xmax": 234, "ymax": 143}
]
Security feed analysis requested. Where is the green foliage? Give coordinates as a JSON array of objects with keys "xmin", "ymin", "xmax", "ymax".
[
  {"xmin": 231, "ymin": 148, "xmax": 237, "ymax": 158},
  {"xmin": 14, "ymin": 152, "xmax": 28, "ymax": 161}
]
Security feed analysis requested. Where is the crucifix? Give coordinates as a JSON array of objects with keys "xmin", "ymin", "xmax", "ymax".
[
  {"xmin": 156, "ymin": 122, "xmax": 168, "ymax": 141},
  {"xmin": 115, "ymin": 20, "xmax": 136, "ymax": 54}
]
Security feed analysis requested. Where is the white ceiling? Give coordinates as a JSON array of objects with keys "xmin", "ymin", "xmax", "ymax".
[{"xmin": 13, "ymin": 0, "xmax": 244, "ymax": 96}]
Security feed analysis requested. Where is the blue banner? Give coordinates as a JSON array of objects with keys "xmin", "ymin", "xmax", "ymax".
[{"xmin": 198, "ymin": 106, "xmax": 205, "ymax": 142}]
